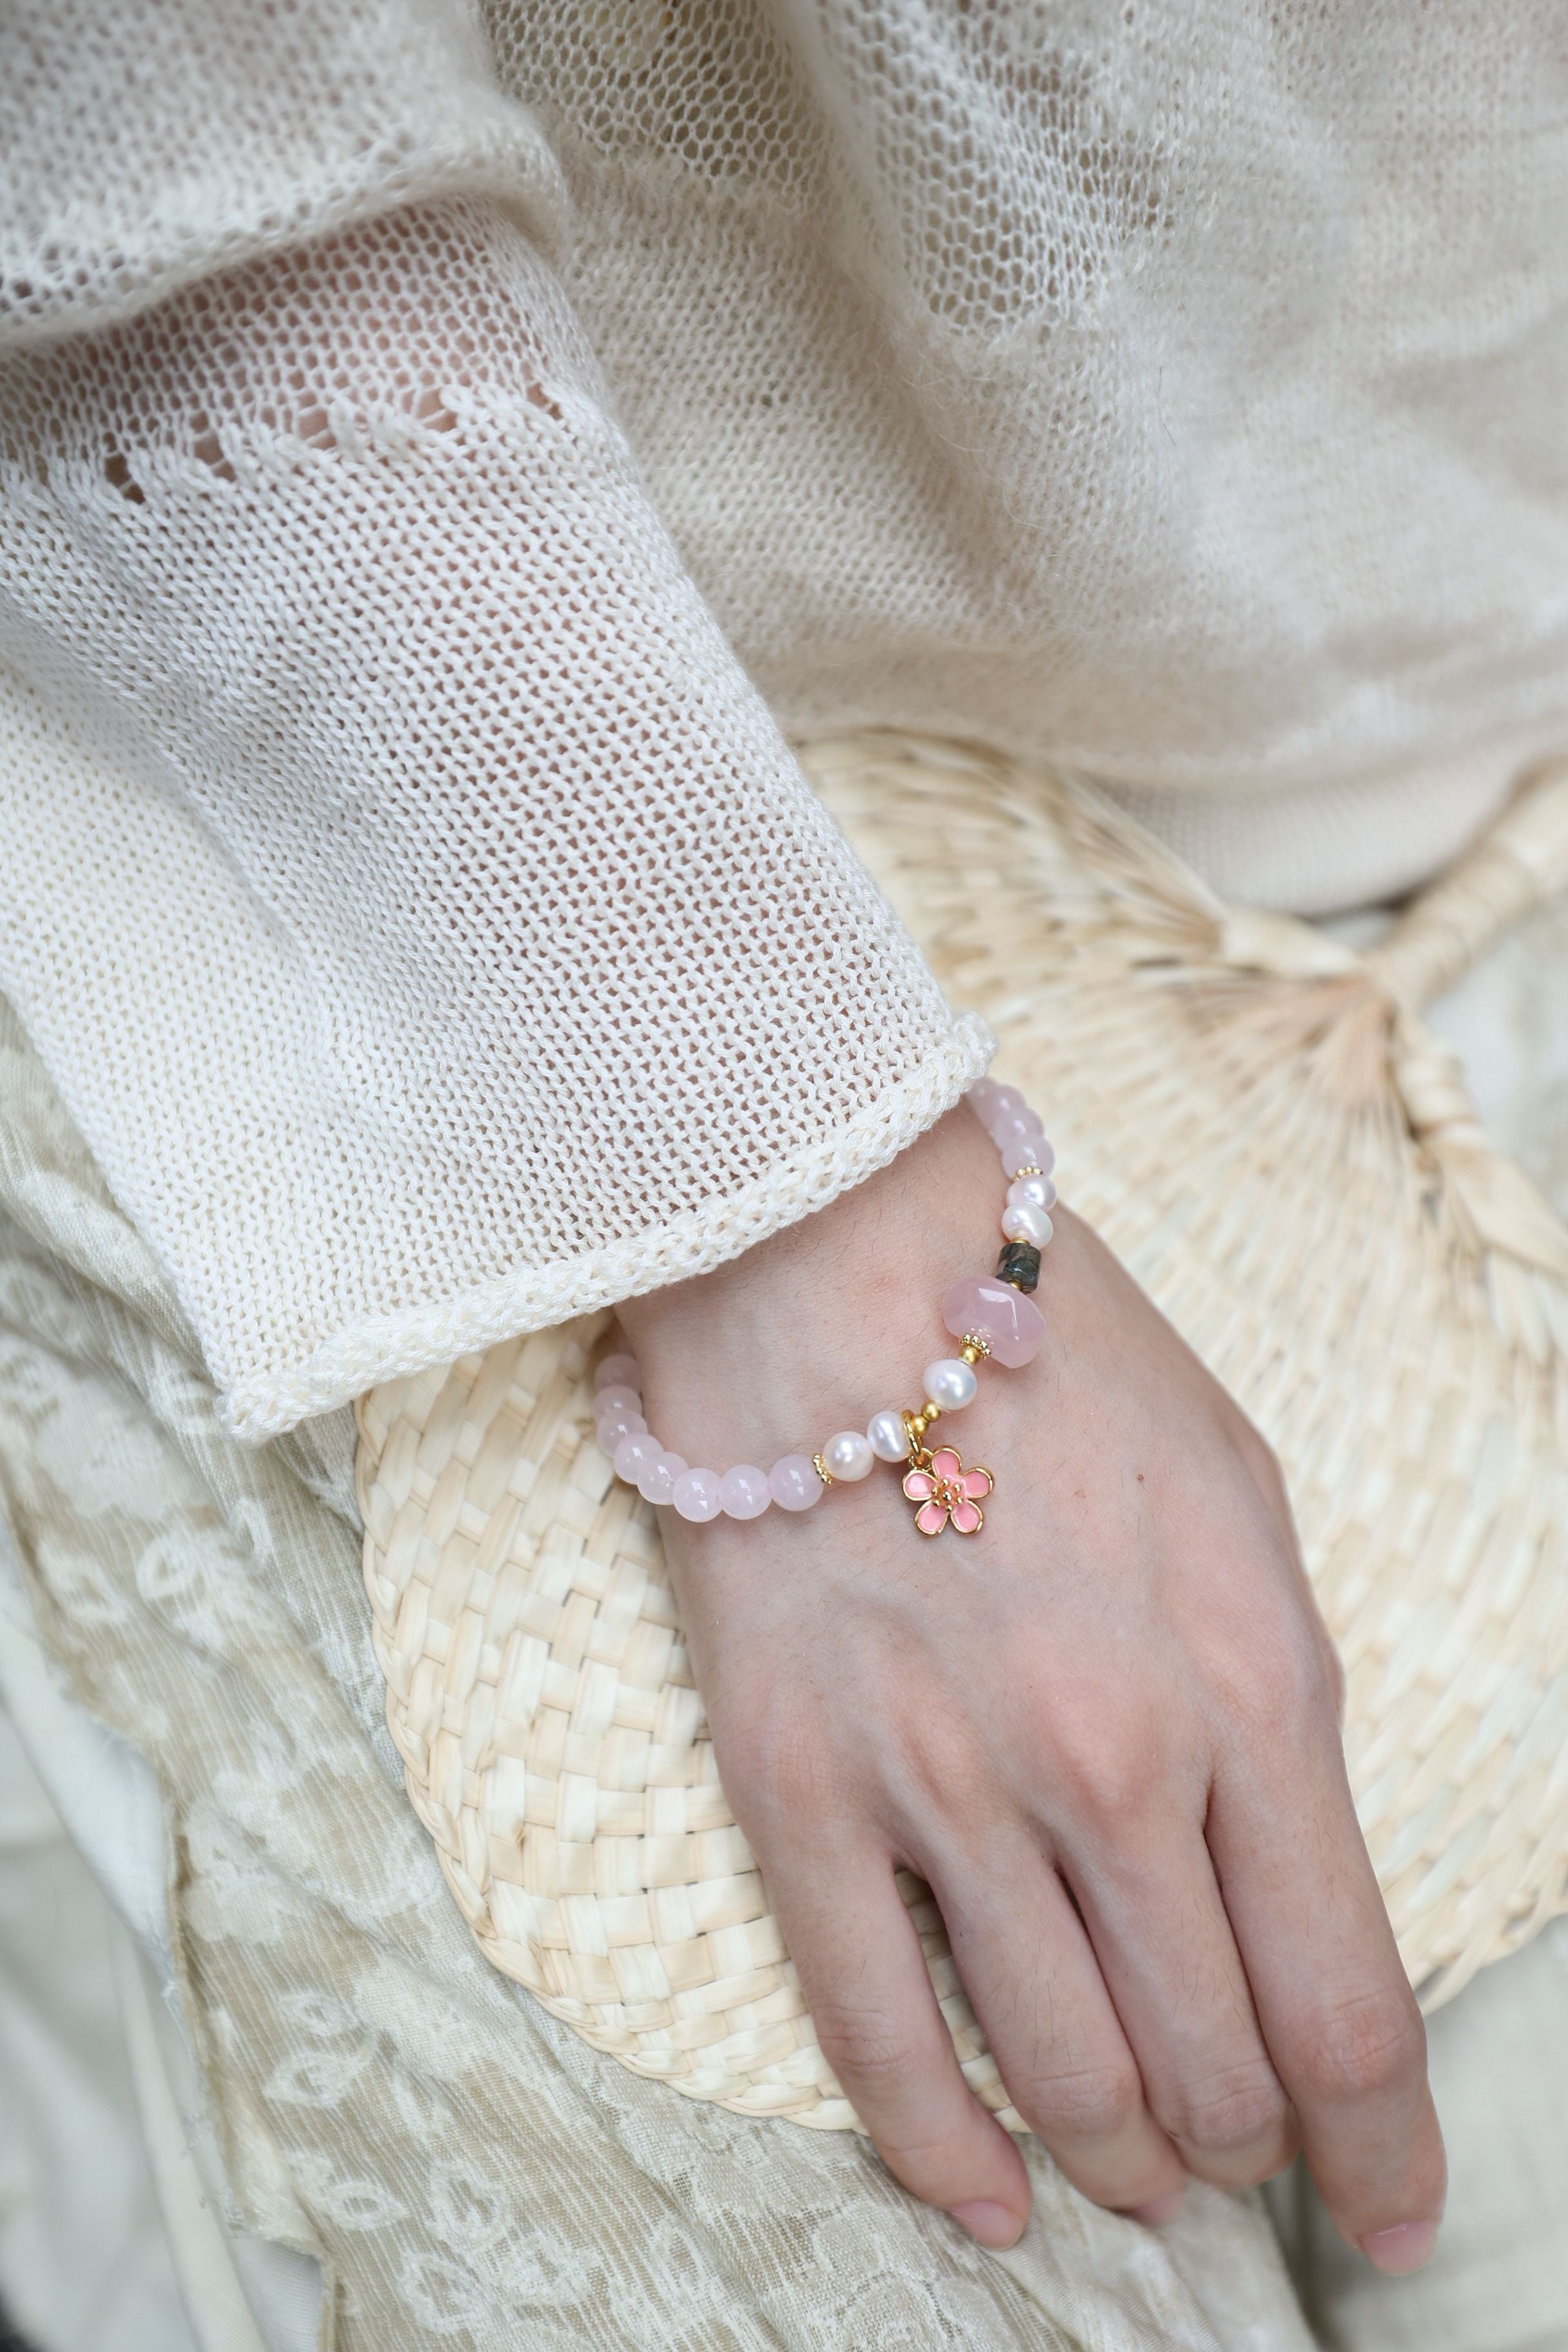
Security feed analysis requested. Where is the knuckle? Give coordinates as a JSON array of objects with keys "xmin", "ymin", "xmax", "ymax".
[
  {"xmin": 1210, "ymin": 1614, "xmax": 1329, "ymax": 1727},
  {"xmin": 1044, "ymin": 1694, "xmax": 1161, "ymax": 1830},
  {"xmin": 1029, "ymin": 2057, "xmax": 1145, "ymax": 2143},
  {"xmin": 1294, "ymin": 1988, "xmax": 1427, "ymax": 2106},
  {"xmin": 810, "ymin": 2002, "xmax": 921, "ymax": 2097},
  {"xmin": 1158, "ymin": 2061, "xmax": 1288, "ymax": 2159}
]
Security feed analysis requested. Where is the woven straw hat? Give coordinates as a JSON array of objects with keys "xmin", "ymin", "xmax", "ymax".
[{"xmin": 356, "ymin": 729, "xmax": 1568, "ymax": 2132}]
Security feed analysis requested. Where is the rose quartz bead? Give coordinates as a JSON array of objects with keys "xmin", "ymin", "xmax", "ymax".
[
  {"xmin": 941, "ymin": 1274, "xmax": 1046, "ymax": 1368},
  {"xmin": 983, "ymin": 1084, "xmax": 1026, "ymax": 1130},
  {"xmin": 638, "ymin": 1450, "xmax": 688, "ymax": 1506},
  {"xmin": 613, "ymin": 1431, "xmax": 662, "ymax": 1483},
  {"xmin": 595, "ymin": 1382, "xmax": 642, "ymax": 1416},
  {"xmin": 718, "ymin": 1464, "xmax": 771, "ymax": 1519},
  {"xmin": 1008, "ymin": 1173, "xmax": 1057, "ymax": 1212},
  {"xmin": 965, "ymin": 1078, "xmax": 1006, "ymax": 1124},
  {"xmin": 993, "ymin": 1107, "xmax": 1046, "ymax": 1155},
  {"xmin": 768, "ymin": 1455, "xmax": 822, "ymax": 1511},
  {"xmin": 672, "ymin": 1467, "xmax": 722, "ymax": 1522},
  {"xmin": 1002, "ymin": 1139, "xmax": 1055, "ymax": 1179},
  {"xmin": 594, "ymin": 1353, "xmax": 640, "ymax": 1391},
  {"xmin": 596, "ymin": 1406, "xmax": 646, "ymax": 1446}
]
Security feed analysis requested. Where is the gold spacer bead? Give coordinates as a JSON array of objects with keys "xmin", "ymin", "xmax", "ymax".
[
  {"xmin": 1012, "ymin": 1164, "xmax": 1042, "ymax": 1179},
  {"xmin": 902, "ymin": 1407, "xmax": 926, "ymax": 1446},
  {"xmin": 961, "ymin": 1331, "xmax": 993, "ymax": 1361},
  {"xmin": 921, "ymin": 1400, "xmax": 941, "ymax": 1424},
  {"xmin": 812, "ymin": 1451, "xmax": 834, "ymax": 1487}
]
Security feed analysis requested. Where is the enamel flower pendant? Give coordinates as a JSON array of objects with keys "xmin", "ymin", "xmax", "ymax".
[{"xmin": 902, "ymin": 1444, "xmax": 995, "ymax": 1537}]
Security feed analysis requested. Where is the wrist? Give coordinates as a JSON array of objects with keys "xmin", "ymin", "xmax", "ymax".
[{"xmin": 616, "ymin": 1102, "xmax": 1029, "ymax": 1476}]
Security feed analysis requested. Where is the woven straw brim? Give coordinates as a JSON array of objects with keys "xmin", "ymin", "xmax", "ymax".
[{"xmin": 357, "ymin": 730, "xmax": 1568, "ymax": 2132}]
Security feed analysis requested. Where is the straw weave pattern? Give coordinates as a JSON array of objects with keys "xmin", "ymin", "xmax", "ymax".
[{"xmin": 357, "ymin": 731, "xmax": 1568, "ymax": 2129}]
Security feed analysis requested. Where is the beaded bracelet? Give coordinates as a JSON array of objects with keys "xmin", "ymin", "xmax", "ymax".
[{"xmin": 598, "ymin": 1081, "xmax": 1055, "ymax": 1538}]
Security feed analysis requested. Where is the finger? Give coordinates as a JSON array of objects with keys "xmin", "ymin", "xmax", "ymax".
[
  {"xmin": 928, "ymin": 1834, "xmax": 1189, "ymax": 2215},
  {"xmin": 763, "ymin": 1838, "xmax": 1031, "ymax": 2244},
  {"xmin": 1208, "ymin": 1716, "xmax": 1446, "ymax": 2270},
  {"xmin": 1057, "ymin": 1819, "xmax": 1299, "ymax": 2189}
]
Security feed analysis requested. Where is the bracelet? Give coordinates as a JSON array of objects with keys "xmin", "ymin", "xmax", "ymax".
[{"xmin": 597, "ymin": 1081, "xmax": 1055, "ymax": 1538}]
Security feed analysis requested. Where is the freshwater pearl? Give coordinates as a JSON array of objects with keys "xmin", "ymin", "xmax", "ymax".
[
  {"xmin": 867, "ymin": 1409, "xmax": 912, "ymax": 1462},
  {"xmin": 594, "ymin": 1353, "xmax": 640, "ymax": 1391},
  {"xmin": 1008, "ymin": 1174, "xmax": 1057, "ymax": 1212},
  {"xmin": 595, "ymin": 1382, "xmax": 642, "ymax": 1416},
  {"xmin": 941, "ymin": 1274, "xmax": 1046, "ymax": 1368},
  {"xmin": 768, "ymin": 1454, "xmax": 822, "ymax": 1511},
  {"xmin": 922, "ymin": 1358, "xmax": 977, "ymax": 1411},
  {"xmin": 823, "ymin": 1429, "xmax": 874, "ymax": 1481},
  {"xmin": 614, "ymin": 1431, "xmax": 662, "ymax": 1482},
  {"xmin": 718, "ymin": 1464, "xmax": 771, "ymax": 1518},
  {"xmin": 1001, "ymin": 1201, "xmax": 1053, "ymax": 1248},
  {"xmin": 638, "ymin": 1450, "xmax": 688, "ymax": 1506},
  {"xmin": 672, "ymin": 1467, "xmax": 722, "ymax": 1522},
  {"xmin": 596, "ymin": 1406, "xmax": 646, "ymax": 1446}
]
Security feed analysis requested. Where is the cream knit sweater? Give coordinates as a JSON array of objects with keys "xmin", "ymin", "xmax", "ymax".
[{"xmin": 3, "ymin": 0, "xmax": 1566, "ymax": 1438}]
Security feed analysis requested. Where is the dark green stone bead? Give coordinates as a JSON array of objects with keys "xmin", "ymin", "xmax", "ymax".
[{"xmin": 996, "ymin": 1241, "xmax": 1041, "ymax": 1292}]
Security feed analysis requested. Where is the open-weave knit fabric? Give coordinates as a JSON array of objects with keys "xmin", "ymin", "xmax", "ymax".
[{"xmin": 7, "ymin": 0, "xmax": 1568, "ymax": 1437}]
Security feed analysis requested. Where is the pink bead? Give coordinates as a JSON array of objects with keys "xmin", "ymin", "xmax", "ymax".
[
  {"xmin": 965, "ymin": 1079, "xmax": 1005, "ymax": 1124},
  {"xmin": 983, "ymin": 1084, "xmax": 1026, "ymax": 1128},
  {"xmin": 941, "ymin": 1274, "xmax": 1046, "ymax": 1369},
  {"xmin": 594, "ymin": 1353, "xmax": 640, "ymax": 1391},
  {"xmin": 718, "ymin": 1464, "xmax": 771, "ymax": 1519},
  {"xmin": 596, "ymin": 1406, "xmax": 646, "ymax": 1446},
  {"xmin": 992, "ymin": 1107, "xmax": 1046, "ymax": 1154},
  {"xmin": 768, "ymin": 1455, "xmax": 822, "ymax": 1511},
  {"xmin": 638, "ymin": 1450, "xmax": 688, "ymax": 1505},
  {"xmin": 1002, "ymin": 1138, "xmax": 1055, "ymax": 1179},
  {"xmin": 613, "ymin": 1431, "xmax": 661, "ymax": 1483},
  {"xmin": 595, "ymin": 1382, "xmax": 641, "ymax": 1415},
  {"xmin": 672, "ymin": 1467, "xmax": 722, "ymax": 1522}
]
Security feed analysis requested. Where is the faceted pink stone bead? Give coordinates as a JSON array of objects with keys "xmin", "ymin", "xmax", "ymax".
[
  {"xmin": 595, "ymin": 1382, "xmax": 642, "ymax": 1415},
  {"xmin": 718, "ymin": 1464, "xmax": 771, "ymax": 1519},
  {"xmin": 596, "ymin": 1406, "xmax": 646, "ymax": 1447},
  {"xmin": 672, "ymin": 1468, "xmax": 722, "ymax": 1522},
  {"xmin": 638, "ymin": 1451, "xmax": 688, "ymax": 1506},
  {"xmin": 941, "ymin": 1274, "xmax": 1046, "ymax": 1368},
  {"xmin": 767, "ymin": 1454, "xmax": 822, "ymax": 1511},
  {"xmin": 594, "ymin": 1353, "xmax": 640, "ymax": 1391},
  {"xmin": 614, "ymin": 1431, "xmax": 662, "ymax": 1483}
]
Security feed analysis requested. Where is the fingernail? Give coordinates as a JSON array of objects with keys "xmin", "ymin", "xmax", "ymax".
[
  {"xmin": 1128, "ymin": 2187, "xmax": 1186, "ymax": 2226},
  {"xmin": 1362, "ymin": 2220, "xmax": 1440, "ymax": 2276},
  {"xmin": 948, "ymin": 2199, "xmax": 1026, "ymax": 2249}
]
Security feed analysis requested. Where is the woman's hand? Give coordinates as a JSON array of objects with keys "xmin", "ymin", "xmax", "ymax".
[{"xmin": 619, "ymin": 1105, "xmax": 1445, "ymax": 2269}]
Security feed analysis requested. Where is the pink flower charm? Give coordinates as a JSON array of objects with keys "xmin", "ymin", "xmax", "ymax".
[{"xmin": 902, "ymin": 1446, "xmax": 994, "ymax": 1537}]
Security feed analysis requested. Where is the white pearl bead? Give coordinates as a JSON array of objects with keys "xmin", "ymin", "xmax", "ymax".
[
  {"xmin": 1001, "ymin": 1202, "xmax": 1053, "ymax": 1248},
  {"xmin": 922, "ymin": 1358, "xmax": 977, "ymax": 1411},
  {"xmin": 867, "ymin": 1409, "xmax": 911, "ymax": 1462},
  {"xmin": 823, "ymin": 1429, "xmax": 874, "ymax": 1482},
  {"xmin": 1007, "ymin": 1173, "xmax": 1057, "ymax": 1213}
]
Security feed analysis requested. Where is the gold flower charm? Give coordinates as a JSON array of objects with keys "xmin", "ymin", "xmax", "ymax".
[{"xmin": 901, "ymin": 1445, "xmax": 994, "ymax": 1536}]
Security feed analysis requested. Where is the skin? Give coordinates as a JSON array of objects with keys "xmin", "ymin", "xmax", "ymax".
[{"xmin": 620, "ymin": 1105, "xmax": 1446, "ymax": 2269}]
